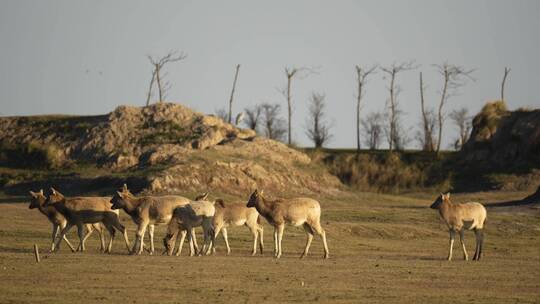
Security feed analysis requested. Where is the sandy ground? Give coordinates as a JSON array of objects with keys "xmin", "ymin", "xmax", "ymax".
[{"xmin": 0, "ymin": 190, "xmax": 539, "ymax": 303}]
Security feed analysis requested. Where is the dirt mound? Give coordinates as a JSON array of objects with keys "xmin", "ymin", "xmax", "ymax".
[
  {"xmin": 462, "ymin": 100, "xmax": 540, "ymax": 166},
  {"xmin": 0, "ymin": 102, "xmax": 340, "ymax": 195}
]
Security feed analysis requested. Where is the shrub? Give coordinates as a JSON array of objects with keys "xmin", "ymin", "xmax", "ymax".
[
  {"xmin": 321, "ymin": 151, "xmax": 449, "ymax": 193},
  {"xmin": 472, "ymin": 100, "xmax": 508, "ymax": 140},
  {"xmin": 0, "ymin": 140, "xmax": 64, "ymax": 169}
]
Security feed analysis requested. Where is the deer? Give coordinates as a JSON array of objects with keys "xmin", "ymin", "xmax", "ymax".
[
  {"xmin": 44, "ymin": 188, "xmax": 131, "ymax": 253},
  {"xmin": 430, "ymin": 192, "xmax": 487, "ymax": 261},
  {"xmin": 163, "ymin": 198, "xmax": 216, "ymax": 256},
  {"xmin": 109, "ymin": 184, "xmax": 198, "ymax": 255},
  {"xmin": 29, "ymin": 189, "xmax": 106, "ymax": 252},
  {"xmin": 195, "ymin": 193, "xmax": 264, "ymax": 256},
  {"xmin": 246, "ymin": 189, "xmax": 329, "ymax": 259}
]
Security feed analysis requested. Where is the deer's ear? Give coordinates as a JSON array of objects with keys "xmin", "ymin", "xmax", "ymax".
[
  {"xmin": 446, "ymin": 192, "xmax": 451, "ymax": 199},
  {"xmin": 39, "ymin": 189, "xmax": 44, "ymax": 195},
  {"xmin": 117, "ymin": 191, "xmax": 123, "ymax": 197},
  {"xmin": 123, "ymin": 183, "xmax": 128, "ymax": 191},
  {"xmin": 29, "ymin": 191, "xmax": 36, "ymax": 197},
  {"xmin": 50, "ymin": 187, "xmax": 57, "ymax": 195},
  {"xmin": 260, "ymin": 190, "xmax": 264, "ymax": 196},
  {"xmin": 440, "ymin": 192, "xmax": 444, "ymax": 197}
]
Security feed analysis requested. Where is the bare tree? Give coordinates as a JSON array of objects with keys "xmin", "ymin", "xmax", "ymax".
[
  {"xmin": 281, "ymin": 66, "xmax": 318, "ymax": 145},
  {"xmin": 419, "ymin": 72, "xmax": 436, "ymax": 151},
  {"xmin": 261, "ymin": 103, "xmax": 287, "ymax": 141},
  {"xmin": 380, "ymin": 61, "xmax": 418, "ymax": 151},
  {"xmin": 147, "ymin": 50, "xmax": 187, "ymax": 103},
  {"xmin": 215, "ymin": 108, "xmax": 228, "ymax": 121},
  {"xmin": 361, "ymin": 111, "xmax": 383, "ymax": 150},
  {"xmin": 244, "ymin": 104, "xmax": 263, "ymax": 131},
  {"xmin": 305, "ymin": 92, "xmax": 333, "ymax": 148},
  {"xmin": 449, "ymin": 107, "xmax": 472, "ymax": 150},
  {"xmin": 228, "ymin": 64, "xmax": 241, "ymax": 123},
  {"xmin": 415, "ymin": 108, "xmax": 437, "ymax": 150},
  {"xmin": 145, "ymin": 69, "xmax": 157, "ymax": 106},
  {"xmin": 355, "ymin": 65, "xmax": 378, "ymax": 151},
  {"xmin": 433, "ymin": 63, "xmax": 475, "ymax": 153},
  {"xmin": 501, "ymin": 67, "xmax": 510, "ymax": 101}
]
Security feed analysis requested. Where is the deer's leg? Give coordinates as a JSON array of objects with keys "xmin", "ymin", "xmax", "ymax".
[
  {"xmin": 148, "ymin": 224, "xmax": 155, "ymax": 255},
  {"xmin": 448, "ymin": 230, "xmax": 456, "ymax": 261},
  {"xmin": 213, "ymin": 223, "xmax": 223, "ymax": 254},
  {"xmin": 104, "ymin": 223, "xmax": 116, "ymax": 253},
  {"xmin": 202, "ymin": 220, "xmax": 215, "ymax": 256},
  {"xmin": 95, "ymin": 224, "xmax": 106, "ymax": 252},
  {"xmin": 276, "ymin": 224, "xmax": 285, "ymax": 259},
  {"xmin": 176, "ymin": 230, "xmax": 186, "ymax": 256},
  {"xmin": 273, "ymin": 228, "xmax": 278, "ymax": 257},
  {"xmin": 473, "ymin": 229, "xmax": 484, "ymax": 261},
  {"xmin": 222, "ymin": 227, "xmax": 231, "ymax": 255},
  {"xmin": 208, "ymin": 224, "xmax": 215, "ymax": 255},
  {"xmin": 300, "ymin": 223, "xmax": 314, "ymax": 259},
  {"xmin": 81, "ymin": 224, "xmax": 94, "ymax": 252},
  {"xmin": 188, "ymin": 229, "xmax": 196, "ymax": 257},
  {"xmin": 191, "ymin": 228, "xmax": 199, "ymax": 254},
  {"xmin": 76, "ymin": 224, "xmax": 85, "ymax": 252},
  {"xmin": 133, "ymin": 223, "xmax": 148, "ymax": 255},
  {"xmin": 50, "ymin": 224, "xmax": 59, "ymax": 252},
  {"xmin": 314, "ymin": 223, "xmax": 329, "ymax": 259},
  {"xmin": 110, "ymin": 218, "xmax": 131, "ymax": 254},
  {"xmin": 258, "ymin": 225, "xmax": 264, "ymax": 255},
  {"xmin": 54, "ymin": 223, "xmax": 74, "ymax": 252},
  {"xmin": 478, "ymin": 230, "xmax": 484, "ymax": 261},
  {"xmin": 58, "ymin": 222, "xmax": 76, "ymax": 252},
  {"xmin": 249, "ymin": 225, "xmax": 258, "ymax": 256},
  {"xmin": 459, "ymin": 229, "xmax": 469, "ymax": 261}
]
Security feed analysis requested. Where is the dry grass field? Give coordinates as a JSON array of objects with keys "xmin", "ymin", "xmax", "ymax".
[{"xmin": 0, "ymin": 190, "xmax": 539, "ymax": 303}]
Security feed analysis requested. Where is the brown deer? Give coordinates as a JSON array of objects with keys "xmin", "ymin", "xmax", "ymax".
[
  {"xmin": 430, "ymin": 193, "xmax": 487, "ymax": 261},
  {"xmin": 29, "ymin": 189, "xmax": 106, "ymax": 252},
  {"xmin": 44, "ymin": 188, "xmax": 131, "ymax": 253},
  {"xmin": 110, "ymin": 184, "xmax": 197, "ymax": 255},
  {"xmin": 195, "ymin": 193, "xmax": 263, "ymax": 256},
  {"xmin": 246, "ymin": 189, "xmax": 329, "ymax": 259},
  {"xmin": 163, "ymin": 199, "xmax": 216, "ymax": 256}
]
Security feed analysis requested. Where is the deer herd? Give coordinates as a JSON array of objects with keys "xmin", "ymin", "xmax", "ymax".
[{"xmin": 28, "ymin": 185, "xmax": 487, "ymax": 261}]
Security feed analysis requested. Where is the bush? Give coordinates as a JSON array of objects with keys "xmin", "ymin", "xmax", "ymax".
[
  {"xmin": 0, "ymin": 140, "xmax": 64, "ymax": 169},
  {"xmin": 472, "ymin": 100, "xmax": 508, "ymax": 140},
  {"xmin": 321, "ymin": 151, "xmax": 450, "ymax": 193}
]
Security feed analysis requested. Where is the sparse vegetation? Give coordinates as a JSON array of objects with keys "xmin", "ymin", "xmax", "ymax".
[
  {"xmin": 471, "ymin": 100, "xmax": 508, "ymax": 140},
  {"xmin": 0, "ymin": 140, "xmax": 65, "ymax": 169},
  {"xmin": 139, "ymin": 119, "xmax": 202, "ymax": 146},
  {"xmin": 310, "ymin": 149, "xmax": 451, "ymax": 193}
]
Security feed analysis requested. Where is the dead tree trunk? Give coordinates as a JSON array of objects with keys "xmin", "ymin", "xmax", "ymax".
[
  {"xmin": 381, "ymin": 61, "xmax": 417, "ymax": 152},
  {"xmin": 146, "ymin": 69, "xmax": 156, "ymax": 106},
  {"xmin": 434, "ymin": 63, "xmax": 475, "ymax": 154},
  {"xmin": 436, "ymin": 69, "xmax": 449, "ymax": 153},
  {"xmin": 282, "ymin": 66, "xmax": 318, "ymax": 146},
  {"xmin": 389, "ymin": 71, "xmax": 396, "ymax": 151},
  {"xmin": 286, "ymin": 72, "xmax": 293, "ymax": 145},
  {"xmin": 501, "ymin": 67, "xmax": 510, "ymax": 101},
  {"xmin": 419, "ymin": 72, "xmax": 434, "ymax": 151},
  {"xmin": 355, "ymin": 65, "xmax": 377, "ymax": 152},
  {"xmin": 228, "ymin": 64, "xmax": 241, "ymax": 124}
]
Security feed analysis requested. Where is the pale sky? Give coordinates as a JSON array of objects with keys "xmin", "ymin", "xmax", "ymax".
[{"xmin": 1, "ymin": 0, "xmax": 539, "ymax": 148}]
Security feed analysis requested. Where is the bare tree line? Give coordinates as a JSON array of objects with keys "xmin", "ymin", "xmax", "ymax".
[{"xmin": 141, "ymin": 51, "xmax": 511, "ymax": 151}]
